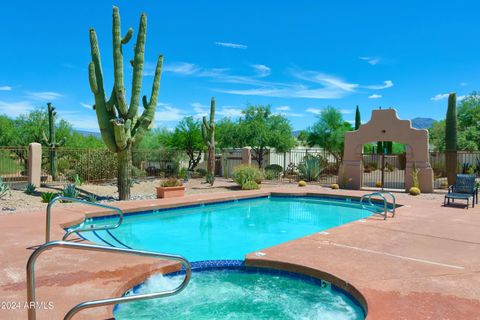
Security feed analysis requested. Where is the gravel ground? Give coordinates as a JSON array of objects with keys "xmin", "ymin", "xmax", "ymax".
[
  {"xmin": 0, "ymin": 178, "xmax": 297, "ymax": 214},
  {"xmin": 0, "ymin": 177, "xmax": 448, "ymax": 215}
]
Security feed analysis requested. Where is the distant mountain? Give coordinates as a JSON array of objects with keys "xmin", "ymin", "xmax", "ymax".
[
  {"xmin": 75, "ymin": 130, "xmax": 101, "ymax": 138},
  {"xmin": 411, "ymin": 117, "xmax": 435, "ymax": 129}
]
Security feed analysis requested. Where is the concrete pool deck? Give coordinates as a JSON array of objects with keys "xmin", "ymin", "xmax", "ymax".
[{"xmin": 0, "ymin": 186, "xmax": 479, "ymax": 319}]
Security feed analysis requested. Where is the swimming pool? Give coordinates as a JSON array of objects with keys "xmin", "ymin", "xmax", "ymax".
[{"xmin": 71, "ymin": 196, "xmax": 376, "ymax": 261}]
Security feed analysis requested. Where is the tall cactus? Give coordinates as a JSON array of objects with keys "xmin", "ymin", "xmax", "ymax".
[
  {"xmin": 88, "ymin": 6, "xmax": 163, "ymax": 200},
  {"xmin": 202, "ymin": 97, "xmax": 216, "ymax": 185},
  {"xmin": 42, "ymin": 103, "xmax": 66, "ymax": 181},
  {"xmin": 445, "ymin": 92, "xmax": 457, "ymax": 185}
]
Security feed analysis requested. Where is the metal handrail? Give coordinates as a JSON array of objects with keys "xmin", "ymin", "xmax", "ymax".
[
  {"xmin": 46, "ymin": 196, "xmax": 124, "ymax": 242},
  {"xmin": 27, "ymin": 241, "xmax": 191, "ymax": 320},
  {"xmin": 360, "ymin": 193, "xmax": 388, "ymax": 220},
  {"xmin": 375, "ymin": 191, "xmax": 396, "ymax": 217}
]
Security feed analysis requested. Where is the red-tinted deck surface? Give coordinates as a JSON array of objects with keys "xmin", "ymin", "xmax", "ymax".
[{"xmin": 1, "ymin": 187, "xmax": 479, "ymax": 319}]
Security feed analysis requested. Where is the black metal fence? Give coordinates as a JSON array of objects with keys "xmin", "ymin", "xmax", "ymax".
[
  {"xmin": 0, "ymin": 147, "xmax": 29, "ymax": 186},
  {"xmin": 362, "ymin": 154, "xmax": 406, "ymax": 189}
]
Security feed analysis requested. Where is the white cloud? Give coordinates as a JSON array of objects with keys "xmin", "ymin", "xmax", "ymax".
[
  {"xmin": 430, "ymin": 93, "xmax": 449, "ymax": 101},
  {"xmin": 0, "ymin": 100, "xmax": 34, "ymax": 117},
  {"xmin": 0, "ymin": 86, "xmax": 12, "ymax": 91},
  {"xmin": 276, "ymin": 106, "xmax": 290, "ymax": 111},
  {"xmin": 457, "ymin": 95, "xmax": 467, "ymax": 101},
  {"xmin": 460, "ymin": 82, "xmax": 468, "ymax": 87},
  {"xmin": 155, "ymin": 103, "xmax": 186, "ymax": 122},
  {"xmin": 252, "ymin": 64, "xmax": 271, "ymax": 77},
  {"xmin": 368, "ymin": 94, "xmax": 382, "ymax": 99},
  {"xmin": 27, "ymin": 91, "xmax": 63, "ymax": 101},
  {"xmin": 163, "ymin": 62, "xmax": 200, "ymax": 75},
  {"xmin": 80, "ymin": 102, "xmax": 93, "ymax": 109},
  {"xmin": 359, "ymin": 56, "xmax": 381, "ymax": 65},
  {"xmin": 214, "ymin": 42, "xmax": 248, "ymax": 49},
  {"xmin": 306, "ymin": 107, "xmax": 322, "ymax": 114},
  {"xmin": 363, "ymin": 80, "xmax": 393, "ymax": 90},
  {"xmin": 218, "ymin": 107, "xmax": 243, "ymax": 118},
  {"xmin": 339, "ymin": 109, "xmax": 354, "ymax": 114}
]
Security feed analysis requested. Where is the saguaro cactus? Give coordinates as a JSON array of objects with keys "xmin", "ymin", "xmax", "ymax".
[
  {"xmin": 445, "ymin": 92, "xmax": 457, "ymax": 185},
  {"xmin": 202, "ymin": 97, "xmax": 216, "ymax": 185},
  {"xmin": 88, "ymin": 6, "xmax": 163, "ymax": 200},
  {"xmin": 42, "ymin": 103, "xmax": 66, "ymax": 181}
]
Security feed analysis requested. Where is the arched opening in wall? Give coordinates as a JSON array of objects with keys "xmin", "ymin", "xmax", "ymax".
[{"xmin": 362, "ymin": 141, "xmax": 407, "ymax": 190}]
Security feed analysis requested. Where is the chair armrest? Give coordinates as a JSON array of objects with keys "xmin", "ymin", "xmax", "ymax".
[{"xmin": 448, "ymin": 185, "xmax": 455, "ymax": 193}]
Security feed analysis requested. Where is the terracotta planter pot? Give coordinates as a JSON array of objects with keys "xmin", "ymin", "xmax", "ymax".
[{"xmin": 156, "ymin": 186, "xmax": 185, "ymax": 199}]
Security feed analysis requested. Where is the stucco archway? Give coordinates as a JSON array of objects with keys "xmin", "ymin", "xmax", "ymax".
[{"xmin": 340, "ymin": 109, "xmax": 433, "ymax": 193}]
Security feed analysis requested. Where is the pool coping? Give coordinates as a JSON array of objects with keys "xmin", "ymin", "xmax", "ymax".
[{"xmin": 60, "ymin": 190, "xmax": 393, "ymax": 319}]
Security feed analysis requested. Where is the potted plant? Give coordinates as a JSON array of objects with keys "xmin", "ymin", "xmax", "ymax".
[{"xmin": 156, "ymin": 178, "xmax": 185, "ymax": 198}]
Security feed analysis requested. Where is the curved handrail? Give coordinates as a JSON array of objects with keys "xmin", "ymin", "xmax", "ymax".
[
  {"xmin": 360, "ymin": 193, "xmax": 388, "ymax": 220},
  {"xmin": 377, "ymin": 191, "xmax": 396, "ymax": 217},
  {"xmin": 45, "ymin": 196, "xmax": 123, "ymax": 242},
  {"xmin": 26, "ymin": 241, "xmax": 191, "ymax": 320}
]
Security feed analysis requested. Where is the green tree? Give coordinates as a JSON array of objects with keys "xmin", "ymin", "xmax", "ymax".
[
  {"xmin": 167, "ymin": 117, "xmax": 204, "ymax": 171},
  {"xmin": 306, "ymin": 106, "xmax": 353, "ymax": 163},
  {"xmin": 215, "ymin": 118, "xmax": 239, "ymax": 150},
  {"xmin": 355, "ymin": 105, "xmax": 361, "ymax": 130},
  {"xmin": 237, "ymin": 105, "xmax": 295, "ymax": 168},
  {"xmin": 135, "ymin": 127, "xmax": 172, "ymax": 150}
]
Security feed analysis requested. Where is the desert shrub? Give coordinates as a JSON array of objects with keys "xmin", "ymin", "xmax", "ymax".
[
  {"xmin": 265, "ymin": 169, "xmax": 280, "ymax": 180},
  {"xmin": 364, "ymin": 162, "xmax": 378, "ymax": 172},
  {"xmin": 265, "ymin": 164, "xmax": 283, "ymax": 174},
  {"xmin": 74, "ymin": 150, "xmax": 118, "ymax": 182},
  {"xmin": 409, "ymin": 187, "xmax": 421, "ymax": 196},
  {"xmin": 440, "ymin": 180, "xmax": 449, "ymax": 189},
  {"xmin": 298, "ymin": 154, "xmax": 323, "ymax": 181},
  {"xmin": 232, "ymin": 165, "xmax": 264, "ymax": 188},
  {"xmin": 375, "ymin": 181, "xmax": 383, "ymax": 188},
  {"xmin": 0, "ymin": 178, "xmax": 10, "ymax": 199},
  {"xmin": 178, "ymin": 168, "xmax": 188, "ymax": 180},
  {"xmin": 242, "ymin": 180, "xmax": 259, "ymax": 190},
  {"xmin": 161, "ymin": 178, "xmax": 183, "ymax": 187},
  {"xmin": 331, "ymin": 183, "xmax": 339, "ymax": 189},
  {"xmin": 206, "ymin": 172, "xmax": 215, "ymax": 186},
  {"xmin": 195, "ymin": 168, "xmax": 207, "ymax": 177},
  {"xmin": 131, "ymin": 165, "xmax": 147, "ymax": 178},
  {"xmin": 298, "ymin": 180, "xmax": 307, "ymax": 187},
  {"xmin": 385, "ymin": 162, "xmax": 395, "ymax": 172},
  {"xmin": 41, "ymin": 192, "xmax": 56, "ymax": 203},
  {"xmin": 24, "ymin": 183, "xmax": 36, "ymax": 195}
]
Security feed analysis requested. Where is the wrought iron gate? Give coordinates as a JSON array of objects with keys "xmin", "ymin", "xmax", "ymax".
[{"xmin": 362, "ymin": 153, "xmax": 406, "ymax": 190}]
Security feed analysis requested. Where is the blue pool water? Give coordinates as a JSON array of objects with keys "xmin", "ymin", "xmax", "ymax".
[{"xmin": 73, "ymin": 196, "xmax": 374, "ymax": 261}]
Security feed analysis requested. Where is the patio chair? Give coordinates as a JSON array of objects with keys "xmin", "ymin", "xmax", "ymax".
[{"xmin": 444, "ymin": 174, "xmax": 478, "ymax": 209}]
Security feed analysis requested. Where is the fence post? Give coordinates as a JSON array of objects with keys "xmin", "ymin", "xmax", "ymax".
[
  {"xmin": 242, "ymin": 147, "xmax": 251, "ymax": 166},
  {"xmin": 28, "ymin": 143, "xmax": 42, "ymax": 187}
]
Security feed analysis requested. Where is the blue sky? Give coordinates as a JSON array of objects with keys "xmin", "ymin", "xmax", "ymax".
[{"xmin": 0, "ymin": 0, "xmax": 479, "ymax": 131}]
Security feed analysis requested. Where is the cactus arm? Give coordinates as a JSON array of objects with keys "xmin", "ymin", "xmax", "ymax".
[
  {"xmin": 111, "ymin": 119, "xmax": 128, "ymax": 150},
  {"xmin": 58, "ymin": 137, "xmax": 66, "ymax": 147},
  {"xmin": 121, "ymin": 28, "xmax": 133, "ymax": 44},
  {"xmin": 112, "ymin": 6, "xmax": 128, "ymax": 118},
  {"xmin": 42, "ymin": 130, "xmax": 51, "ymax": 146},
  {"xmin": 127, "ymin": 13, "xmax": 147, "ymax": 120},
  {"xmin": 132, "ymin": 54, "xmax": 163, "ymax": 142},
  {"xmin": 89, "ymin": 28, "xmax": 117, "ymax": 152},
  {"xmin": 210, "ymin": 97, "xmax": 216, "ymax": 124},
  {"xmin": 88, "ymin": 62, "xmax": 98, "ymax": 94}
]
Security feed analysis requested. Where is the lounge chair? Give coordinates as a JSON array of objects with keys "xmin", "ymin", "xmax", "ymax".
[{"xmin": 444, "ymin": 174, "xmax": 478, "ymax": 209}]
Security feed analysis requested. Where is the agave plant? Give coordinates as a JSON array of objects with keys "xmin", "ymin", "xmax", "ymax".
[
  {"xmin": 60, "ymin": 183, "xmax": 80, "ymax": 199},
  {"xmin": 24, "ymin": 183, "xmax": 36, "ymax": 195},
  {"xmin": 0, "ymin": 177, "xmax": 10, "ymax": 199},
  {"xmin": 41, "ymin": 192, "xmax": 56, "ymax": 203},
  {"xmin": 298, "ymin": 154, "xmax": 323, "ymax": 181}
]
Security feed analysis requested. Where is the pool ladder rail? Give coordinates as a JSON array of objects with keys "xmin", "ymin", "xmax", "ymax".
[
  {"xmin": 360, "ymin": 192, "xmax": 396, "ymax": 220},
  {"xmin": 27, "ymin": 196, "xmax": 192, "ymax": 320}
]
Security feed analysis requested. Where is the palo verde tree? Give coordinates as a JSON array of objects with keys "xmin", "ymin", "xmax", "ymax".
[
  {"xmin": 202, "ymin": 97, "xmax": 216, "ymax": 183},
  {"xmin": 42, "ymin": 103, "xmax": 66, "ymax": 181},
  {"xmin": 168, "ymin": 117, "xmax": 205, "ymax": 171},
  {"xmin": 88, "ymin": 6, "xmax": 163, "ymax": 199},
  {"xmin": 238, "ymin": 105, "xmax": 295, "ymax": 168},
  {"xmin": 445, "ymin": 92, "xmax": 457, "ymax": 185},
  {"xmin": 306, "ymin": 106, "xmax": 352, "ymax": 164}
]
